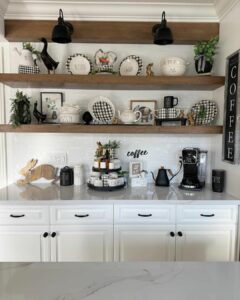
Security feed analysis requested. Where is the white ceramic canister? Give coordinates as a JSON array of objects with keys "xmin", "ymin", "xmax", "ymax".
[{"xmin": 74, "ymin": 165, "xmax": 84, "ymax": 186}]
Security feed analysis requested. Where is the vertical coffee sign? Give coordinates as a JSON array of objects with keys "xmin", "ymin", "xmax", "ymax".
[{"xmin": 223, "ymin": 50, "xmax": 240, "ymax": 164}]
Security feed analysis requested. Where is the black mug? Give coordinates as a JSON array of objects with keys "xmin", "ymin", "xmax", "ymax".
[
  {"xmin": 212, "ymin": 169, "xmax": 225, "ymax": 193},
  {"xmin": 60, "ymin": 166, "xmax": 74, "ymax": 186},
  {"xmin": 164, "ymin": 96, "xmax": 178, "ymax": 108}
]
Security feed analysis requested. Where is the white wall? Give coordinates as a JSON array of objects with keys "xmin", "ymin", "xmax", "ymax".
[{"xmin": 212, "ymin": 2, "xmax": 240, "ymax": 197}]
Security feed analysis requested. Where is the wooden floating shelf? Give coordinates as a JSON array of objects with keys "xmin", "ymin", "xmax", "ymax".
[
  {"xmin": 0, "ymin": 74, "xmax": 225, "ymax": 91},
  {"xmin": 0, "ymin": 124, "xmax": 223, "ymax": 134},
  {"xmin": 5, "ymin": 20, "xmax": 219, "ymax": 45}
]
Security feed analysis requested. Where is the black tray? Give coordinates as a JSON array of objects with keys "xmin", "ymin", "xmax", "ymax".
[
  {"xmin": 156, "ymin": 118, "xmax": 187, "ymax": 126},
  {"xmin": 87, "ymin": 183, "xmax": 125, "ymax": 192},
  {"xmin": 92, "ymin": 167, "xmax": 121, "ymax": 173}
]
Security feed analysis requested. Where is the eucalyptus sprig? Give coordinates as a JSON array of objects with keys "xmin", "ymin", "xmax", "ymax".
[
  {"xmin": 103, "ymin": 140, "xmax": 120, "ymax": 150},
  {"xmin": 23, "ymin": 42, "xmax": 41, "ymax": 61},
  {"xmin": 194, "ymin": 36, "xmax": 219, "ymax": 64}
]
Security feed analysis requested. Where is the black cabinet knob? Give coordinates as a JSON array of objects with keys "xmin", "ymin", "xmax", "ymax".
[
  {"xmin": 170, "ymin": 232, "xmax": 175, "ymax": 237},
  {"xmin": 43, "ymin": 232, "xmax": 49, "ymax": 238},
  {"xmin": 51, "ymin": 232, "xmax": 56, "ymax": 238},
  {"xmin": 178, "ymin": 231, "xmax": 183, "ymax": 237}
]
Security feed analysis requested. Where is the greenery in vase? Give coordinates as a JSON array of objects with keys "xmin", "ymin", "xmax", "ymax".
[
  {"xmin": 23, "ymin": 42, "xmax": 41, "ymax": 61},
  {"xmin": 103, "ymin": 140, "xmax": 120, "ymax": 150},
  {"xmin": 10, "ymin": 91, "xmax": 31, "ymax": 127},
  {"xmin": 194, "ymin": 36, "xmax": 219, "ymax": 64}
]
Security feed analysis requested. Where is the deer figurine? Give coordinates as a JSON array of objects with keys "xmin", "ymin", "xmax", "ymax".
[{"xmin": 17, "ymin": 159, "xmax": 59, "ymax": 185}]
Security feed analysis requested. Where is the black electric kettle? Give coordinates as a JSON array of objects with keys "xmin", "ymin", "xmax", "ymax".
[{"xmin": 151, "ymin": 166, "xmax": 174, "ymax": 187}]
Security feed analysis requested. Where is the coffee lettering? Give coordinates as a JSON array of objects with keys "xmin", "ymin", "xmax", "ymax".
[
  {"xmin": 230, "ymin": 83, "xmax": 237, "ymax": 95},
  {"xmin": 231, "ymin": 66, "xmax": 237, "ymax": 78},
  {"xmin": 227, "ymin": 147, "xmax": 233, "ymax": 159},
  {"xmin": 229, "ymin": 115, "xmax": 235, "ymax": 127},
  {"xmin": 228, "ymin": 131, "xmax": 234, "ymax": 143},
  {"xmin": 230, "ymin": 99, "xmax": 235, "ymax": 112},
  {"xmin": 127, "ymin": 149, "xmax": 148, "ymax": 159}
]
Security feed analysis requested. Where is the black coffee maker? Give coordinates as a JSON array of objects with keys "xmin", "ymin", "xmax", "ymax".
[{"xmin": 179, "ymin": 148, "xmax": 207, "ymax": 190}]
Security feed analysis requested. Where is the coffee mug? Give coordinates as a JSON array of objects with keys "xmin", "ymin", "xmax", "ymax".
[
  {"xmin": 212, "ymin": 169, "xmax": 225, "ymax": 193},
  {"xmin": 167, "ymin": 108, "xmax": 177, "ymax": 119},
  {"xmin": 154, "ymin": 108, "xmax": 167, "ymax": 119},
  {"xmin": 164, "ymin": 96, "xmax": 178, "ymax": 108}
]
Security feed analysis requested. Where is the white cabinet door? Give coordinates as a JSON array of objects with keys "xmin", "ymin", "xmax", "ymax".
[
  {"xmin": 176, "ymin": 224, "xmax": 237, "ymax": 261},
  {"xmin": 114, "ymin": 225, "xmax": 175, "ymax": 262},
  {"xmin": 0, "ymin": 227, "xmax": 50, "ymax": 262},
  {"xmin": 51, "ymin": 225, "xmax": 113, "ymax": 262}
]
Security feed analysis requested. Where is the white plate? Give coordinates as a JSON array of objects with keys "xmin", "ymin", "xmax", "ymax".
[
  {"xmin": 88, "ymin": 96, "xmax": 115, "ymax": 124},
  {"xmin": 66, "ymin": 54, "xmax": 92, "ymax": 75},
  {"xmin": 119, "ymin": 55, "xmax": 143, "ymax": 76}
]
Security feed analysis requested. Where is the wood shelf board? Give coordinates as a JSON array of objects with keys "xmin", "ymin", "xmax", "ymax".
[
  {"xmin": 0, "ymin": 124, "xmax": 223, "ymax": 134},
  {"xmin": 5, "ymin": 20, "xmax": 219, "ymax": 45},
  {"xmin": 0, "ymin": 74, "xmax": 225, "ymax": 91}
]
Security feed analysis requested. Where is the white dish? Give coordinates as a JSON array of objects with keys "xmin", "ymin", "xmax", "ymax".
[
  {"xmin": 66, "ymin": 54, "xmax": 92, "ymax": 75},
  {"xmin": 88, "ymin": 96, "xmax": 115, "ymax": 124},
  {"xmin": 162, "ymin": 64, "xmax": 186, "ymax": 76},
  {"xmin": 164, "ymin": 57, "xmax": 186, "ymax": 66},
  {"xmin": 119, "ymin": 55, "xmax": 143, "ymax": 76}
]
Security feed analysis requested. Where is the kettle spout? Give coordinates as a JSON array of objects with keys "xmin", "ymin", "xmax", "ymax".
[{"xmin": 151, "ymin": 171, "xmax": 156, "ymax": 182}]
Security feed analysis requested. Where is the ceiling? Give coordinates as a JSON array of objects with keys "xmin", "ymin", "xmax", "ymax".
[{"xmin": 0, "ymin": 0, "xmax": 239, "ymax": 21}]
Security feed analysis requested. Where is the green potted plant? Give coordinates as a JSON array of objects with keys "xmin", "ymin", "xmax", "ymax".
[
  {"xmin": 194, "ymin": 36, "xmax": 219, "ymax": 74},
  {"xmin": 10, "ymin": 91, "xmax": 31, "ymax": 127},
  {"xmin": 22, "ymin": 42, "xmax": 41, "ymax": 65}
]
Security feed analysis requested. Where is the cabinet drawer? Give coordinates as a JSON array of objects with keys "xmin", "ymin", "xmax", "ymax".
[
  {"xmin": 114, "ymin": 205, "xmax": 175, "ymax": 224},
  {"xmin": 0, "ymin": 206, "xmax": 49, "ymax": 225},
  {"xmin": 177, "ymin": 205, "xmax": 238, "ymax": 224},
  {"xmin": 50, "ymin": 205, "xmax": 113, "ymax": 225}
]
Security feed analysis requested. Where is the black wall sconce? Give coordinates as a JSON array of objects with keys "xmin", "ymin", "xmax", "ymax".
[
  {"xmin": 52, "ymin": 9, "xmax": 74, "ymax": 43},
  {"xmin": 152, "ymin": 11, "xmax": 173, "ymax": 45}
]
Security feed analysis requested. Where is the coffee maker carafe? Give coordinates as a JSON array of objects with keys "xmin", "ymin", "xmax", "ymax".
[{"xmin": 179, "ymin": 147, "xmax": 207, "ymax": 190}]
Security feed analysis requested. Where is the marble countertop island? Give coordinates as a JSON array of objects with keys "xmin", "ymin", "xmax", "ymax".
[{"xmin": 0, "ymin": 262, "xmax": 240, "ymax": 300}]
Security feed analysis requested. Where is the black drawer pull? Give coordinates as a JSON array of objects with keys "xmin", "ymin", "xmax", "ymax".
[
  {"xmin": 75, "ymin": 214, "xmax": 89, "ymax": 218},
  {"xmin": 51, "ymin": 232, "xmax": 56, "ymax": 238},
  {"xmin": 43, "ymin": 232, "xmax": 49, "ymax": 238},
  {"xmin": 138, "ymin": 213, "xmax": 152, "ymax": 217},
  {"xmin": 200, "ymin": 214, "xmax": 215, "ymax": 217},
  {"xmin": 178, "ymin": 231, "xmax": 183, "ymax": 237},
  {"xmin": 10, "ymin": 214, "xmax": 25, "ymax": 218},
  {"xmin": 170, "ymin": 232, "xmax": 175, "ymax": 237}
]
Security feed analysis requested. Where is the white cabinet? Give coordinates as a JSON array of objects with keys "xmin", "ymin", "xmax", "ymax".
[
  {"xmin": 176, "ymin": 205, "xmax": 238, "ymax": 261},
  {"xmin": 114, "ymin": 225, "xmax": 175, "ymax": 261},
  {"xmin": 50, "ymin": 225, "xmax": 113, "ymax": 262},
  {"xmin": 176, "ymin": 224, "xmax": 237, "ymax": 261},
  {"xmin": 0, "ymin": 206, "xmax": 50, "ymax": 262},
  {"xmin": 114, "ymin": 205, "xmax": 176, "ymax": 261},
  {"xmin": 50, "ymin": 205, "xmax": 113, "ymax": 262},
  {"xmin": 0, "ymin": 227, "xmax": 50, "ymax": 262}
]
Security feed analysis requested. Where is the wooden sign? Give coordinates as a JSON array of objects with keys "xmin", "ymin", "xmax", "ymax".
[{"xmin": 223, "ymin": 50, "xmax": 240, "ymax": 164}]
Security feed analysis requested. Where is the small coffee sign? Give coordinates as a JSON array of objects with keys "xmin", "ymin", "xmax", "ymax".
[{"xmin": 223, "ymin": 50, "xmax": 240, "ymax": 164}]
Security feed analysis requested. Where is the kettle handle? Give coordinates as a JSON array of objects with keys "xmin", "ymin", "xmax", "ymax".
[
  {"xmin": 151, "ymin": 171, "xmax": 156, "ymax": 182},
  {"xmin": 134, "ymin": 110, "xmax": 142, "ymax": 123},
  {"xmin": 168, "ymin": 169, "xmax": 174, "ymax": 181}
]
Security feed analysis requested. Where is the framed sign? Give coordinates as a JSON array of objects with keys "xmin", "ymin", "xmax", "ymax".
[{"xmin": 223, "ymin": 50, "xmax": 240, "ymax": 164}]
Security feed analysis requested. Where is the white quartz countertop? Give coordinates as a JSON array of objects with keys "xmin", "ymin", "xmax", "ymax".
[
  {"xmin": 0, "ymin": 183, "xmax": 239, "ymax": 205},
  {"xmin": 0, "ymin": 262, "xmax": 240, "ymax": 300}
]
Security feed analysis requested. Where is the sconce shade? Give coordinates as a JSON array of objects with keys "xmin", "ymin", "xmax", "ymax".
[
  {"xmin": 152, "ymin": 11, "xmax": 173, "ymax": 45},
  {"xmin": 52, "ymin": 9, "xmax": 74, "ymax": 44}
]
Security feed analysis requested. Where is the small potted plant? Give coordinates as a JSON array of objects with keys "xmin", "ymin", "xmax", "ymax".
[
  {"xmin": 194, "ymin": 36, "xmax": 219, "ymax": 74},
  {"xmin": 10, "ymin": 91, "xmax": 31, "ymax": 127}
]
